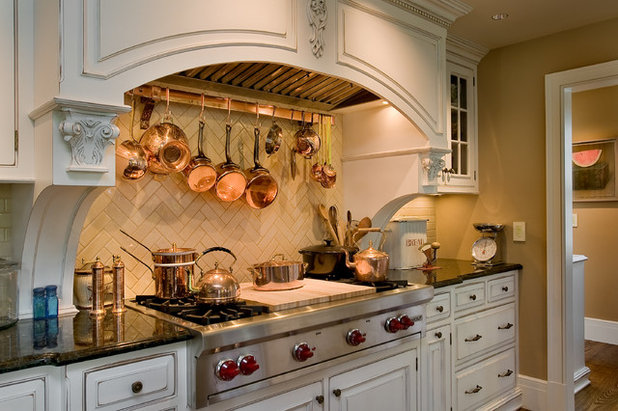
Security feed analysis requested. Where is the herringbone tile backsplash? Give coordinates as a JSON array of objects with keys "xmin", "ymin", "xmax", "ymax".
[{"xmin": 76, "ymin": 101, "xmax": 343, "ymax": 297}]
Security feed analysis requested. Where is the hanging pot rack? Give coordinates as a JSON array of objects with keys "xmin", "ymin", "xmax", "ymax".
[{"xmin": 130, "ymin": 85, "xmax": 334, "ymax": 126}]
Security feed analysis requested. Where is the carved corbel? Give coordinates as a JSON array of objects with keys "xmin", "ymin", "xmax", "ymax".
[
  {"xmin": 58, "ymin": 109, "xmax": 120, "ymax": 172},
  {"xmin": 421, "ymin": 151, "xmax": 447, "ymax": 188},
  {"xmin": 308, "ymin": 0, "xmax": 327, "ymax": 58}
]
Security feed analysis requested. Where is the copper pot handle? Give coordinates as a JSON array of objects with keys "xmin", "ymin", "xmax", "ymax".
[
  {"xmin": 196, "ymin": 246, "xmax": 237, "ymax": 273},
  {"xmin": 120, "ymin": 246, "xmax": 154, "ymax": 278}
]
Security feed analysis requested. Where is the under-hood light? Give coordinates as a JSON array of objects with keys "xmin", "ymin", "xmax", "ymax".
[{"xmin": 491, "ymin": 13, "xmax": 509, "ymax": 21}]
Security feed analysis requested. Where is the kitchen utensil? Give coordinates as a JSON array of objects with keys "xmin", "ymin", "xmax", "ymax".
[
  {"xmin": 299, "ymin": 240, "xmax": 357, "ymax": 276},
  {"xmin": 310, "ymin": 115, "xmax": 326, "ymax": 182},
  {"xmin": 117, "ymin": 96, "xmax": 149, "ymax": 181},
  {"xmin": 90, "ymin": 258, "xmax": 107, "ymax": 318},
  {"xmin": 248, "ymin": 254, "xmax": 305, "ymax": 291},
  {"xmin": 215, "ymin": 100, "xmax": 247, "ymax": 202},
  {"xmin": 0, "ymin": 258, "xmax": 18, "ymax": 329},
  {"xmin": 265, "ymin": 106, "xmax": 282, "ymax": 156},
  {"xmin": 294, "ymin": 113, "xmax": 321, "ymax": 158},
  {"xmin": 318, "ymin": 204, "xmax": 340, "ymax": 245},
  {"xmin": 354, "ymin": 216, "xmax": 372, "ymax": 242},
  {"xmin": 343, "ymin": 231, "xmax": 389, "ymax": 282},
  {"xmin": 245, "ymin": 106, "xmax": 278, "ymax": 209},
  {"xmin": 140, "ymin": 89, "xmax": 191, "ymax": 174},
  {"xmin": 73, "ymin": 258, "xmax": 113, "ymax": 309},
  {"xmin": 320, "ymin": 118, "xmax": 336, "ymax": 188},
  {"xmin": 328, "ymin": 205, "xmax": 339, "ymax": 243},
  {"xmin": 111, "ymin": 255, "xmax": 126, "ymax": 314},
  {"xmin": 183, "ymin": 96, "xmax": 217, "ymax": 192},
  {"xmin": 119, "ymin": 230, "xmax": 199, "ymax": 298},
  {"xmin": 290, "ymin": 147, "xmax": 297, "ymax": 180},
  {"xmin": 191, "ymin": 247, "xmax": 240, "ymax": 304}
]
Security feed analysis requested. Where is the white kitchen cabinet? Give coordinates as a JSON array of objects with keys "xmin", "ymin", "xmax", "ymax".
[
  {"xmin": 0, "ymin": 366, "xmax": 62, "ymax": 410},
  {"xmin": 0, "ymin": 0, "xmax": 16, "ymax": 168},
  {"xmin": 235, "ymin": 382, "xmax": 323, "ymax": 411},
  {"xmin": 421, "ymin": 324, "xmax": 451, "ymax": 411}
]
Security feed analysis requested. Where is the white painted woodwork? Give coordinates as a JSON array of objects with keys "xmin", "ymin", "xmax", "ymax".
[
  {"xmin": 426, "ymin": 291, "xmax": 451, "ymax": 322},
  {"xmin": 236, "ymin": 381, "xmax": 323, "ymax": 411},
  {"xmin": 455, "ymin": 348, "xmax": 516, "ymax": 411},
  {"xmin": 422, "ymin": 324, "xmax": 451, "ymax": 411},
  {"xmin": 454, "ymin": 303, "xmax": 515, "ymax": 361},
  {"xmin": 487, "ymin": 275, "xmax": 515, "ymax": 303},
  {"xmin": 453, "ymin": 281, "xmax": 485, "ymax": 312},
  {"xmin": 572, "ymin": 254, "xmax": 590, "ymax": 393},
  {"xmin": 0, "ymin": 0, "xmax": 15, "ymax": 167},
  {"xmin": 0, "ymin": 366, "xmax": 62, "ymax": 411},
  {"xmin": 329, "ymin": 348, "xmax": 418, "ymax": 411}
]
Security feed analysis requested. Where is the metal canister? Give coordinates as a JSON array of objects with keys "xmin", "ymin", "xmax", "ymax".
[
  {"xmin": 89, "ymin": 258, "xmax": 106, "ymax": 318},
  {"xmin": 111, "ymin": 256, "xmax": 126, "ymax": 314}
]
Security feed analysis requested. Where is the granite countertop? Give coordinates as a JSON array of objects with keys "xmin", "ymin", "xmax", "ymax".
[
  {"xmin": 387, "ymin": 258, "xmax": 522, "ymax": 288},
  {"xmin": 0, "ymin": 307, "xmax": 192, "ymax": 374}
]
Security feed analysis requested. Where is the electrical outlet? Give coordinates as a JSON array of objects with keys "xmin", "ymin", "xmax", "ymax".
[{"xmin": 513, "ymin": 221, "xmax": 526, "ymax": 242}]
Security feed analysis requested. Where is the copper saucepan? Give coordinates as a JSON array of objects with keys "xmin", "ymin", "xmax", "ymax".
[
  {"xmin": 183, "ymin": 118, "xmax": 217, "ymax": 192},
  {"xmin": 245, "ymin": 126, "xmax": 278, "ymax": 209},
  {"xmin": 214, "ymin": 123, "xmax": 247, "ymax": 201}
]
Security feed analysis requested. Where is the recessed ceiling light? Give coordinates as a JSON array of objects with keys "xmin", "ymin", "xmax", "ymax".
[
  {"xmin": 381, "ymin": 100, "xmax": 389, "ymax": 105},
  {"xmin": 491, "ymin": 13, "xmax": 509, "ymax": 21}
]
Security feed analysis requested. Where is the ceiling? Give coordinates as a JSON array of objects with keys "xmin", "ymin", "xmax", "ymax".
[{"xmin": 449, "ymin": 0, "xmax": 618, "ymax": 50}]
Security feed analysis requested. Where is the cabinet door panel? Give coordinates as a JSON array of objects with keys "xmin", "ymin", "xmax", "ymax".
[
  {"xmin": 0, "ymin": 0, "xmax": 15, "ymax": 166},
  {"xmin": 236, "ymin": 381, "xmax": 323, "ymax": 411},
  {"xmin": 329, "ymin": 348, "xmax": 418, "ymax": 411},
  {"xmin": 0, "ymin": 377, "xmax": 45, "ymax": 410},
  {"xmin": 423, "ymin": 324, "xmax": 451, "ymax": 411}
]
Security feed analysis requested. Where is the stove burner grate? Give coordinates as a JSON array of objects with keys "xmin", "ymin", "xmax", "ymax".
[{"xmin": 134, "ymin": 295, "xmax": 268, "ymax": 326}]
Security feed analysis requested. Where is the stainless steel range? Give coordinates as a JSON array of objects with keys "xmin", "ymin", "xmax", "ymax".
[{"xmin": 126, "ymin": 280, "xmax": 433, "ymax": 409}]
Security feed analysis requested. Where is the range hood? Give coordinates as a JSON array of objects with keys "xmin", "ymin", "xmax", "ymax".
[{"xmin": 19, "ymin": 0, "xmax": 470, "ymax": 317}]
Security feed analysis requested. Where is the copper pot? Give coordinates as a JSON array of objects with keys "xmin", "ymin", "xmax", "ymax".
[
  {"xmin": 141, "ymin": 113, "xmax": 191, "ymax": 174},
  {"xmin": 183, "ymin": 119, "xmax": 217, "ymax": 192},
  {"xmin": 248, "ymin": 254, "xmax": 305, "ymax": 291},
  {"xmin": 245, "ymin": 126, "xmax": 278, "ymax": 209},
  {"xmin": 214, "ymin": 124, "xmax": 247, "ymax": 202}
]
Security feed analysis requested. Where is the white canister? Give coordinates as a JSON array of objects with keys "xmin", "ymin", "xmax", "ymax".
[
  {"xmin": 383, "ymin": 218, "xmax": 428, "ymax": 269},
  {"xmin": 73, "ymin": 260, "xmax": 113, "ymax": 309}
]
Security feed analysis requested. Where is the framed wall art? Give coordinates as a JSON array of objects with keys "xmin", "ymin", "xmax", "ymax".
[{"xmin": 573, "ymin": 137, "xmax": 618, "ymax": 202}]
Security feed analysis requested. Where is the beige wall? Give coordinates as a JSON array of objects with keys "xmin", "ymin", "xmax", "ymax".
[
  {"xmin": 437, "ymin": 17, "xmax": 618, "ymax": 380},
  {"xmin": 572, "ymin": 85, "xmax": 618, "ymax": 321}
]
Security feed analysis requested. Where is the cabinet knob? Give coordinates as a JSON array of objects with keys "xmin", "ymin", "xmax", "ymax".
[
  {"xmin": 502, "ymin": 286, "xmax": 509, "ymax": 292},
  {"xmin": 131, "ymin": 381, "xmax": 143, "ymax": 394},
  {"xmin": 498, "ymin": 322, "xmax": 514, "ymax": 330},
  {"xmin": 333, "ymin": 388, "xmax": 342, "ymax": 397},
  {"xmin": 436, "ymin": 305, "xmax": 444, "ymax": 313},
  {"xmin": 464, "ymin": 334, "xmax": 482, "ymax": 342},
  {"xmin": 498, "ymin": 369, "xmax": 514, "ymax": 378},
  {"xmin": 469, "ymin": 294, "xmax": 477, "ymax": 301},
  {"xmin": 316, "ymin": 395, "xmax": 324, "ymax": 404},
  {"xmin": 465, "ymin": 385, "xmax": 483, "ymax": 394},
  {"xmin": 435, "ymin": 331, "xmax": 443, "ymax": 339}
]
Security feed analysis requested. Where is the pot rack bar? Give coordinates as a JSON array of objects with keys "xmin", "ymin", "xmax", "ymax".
[{"xmin": 130, "ymin": 85, "xmax": 334, "ymax": 124}]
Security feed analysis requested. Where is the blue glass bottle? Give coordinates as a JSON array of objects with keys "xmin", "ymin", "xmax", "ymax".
[
  {"xmin": 32, "ymin": 287, "xmax": 46, "ymax": 320},
  {"xmin": 45, "ymin": 285, "xmax": 58, "ymax": 318}
]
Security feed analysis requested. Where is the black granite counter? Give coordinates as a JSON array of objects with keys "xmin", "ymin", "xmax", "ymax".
[
  {"xmin": 0, "ymin": 307, "xmax": 192, "ymax": 374},
  {"xmin": 387, "ymin": 258, "xmax": 522, "ymax": 288}
]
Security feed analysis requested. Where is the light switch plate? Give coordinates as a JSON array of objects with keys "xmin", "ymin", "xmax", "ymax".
[
  {"xmin": 513, "ymin": 221, "xmax": 526, "ymax": 242},
  {"xmin": 573, "ymin": 213, "xmax": 578, "ymax": 227}
]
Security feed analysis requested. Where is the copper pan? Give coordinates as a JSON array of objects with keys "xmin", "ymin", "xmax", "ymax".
[
  {"xmin": 245, "ymin": 126, "xmax": 278, "ymax": 209},
  {"xmin": 183, "ymin": 118, "xmax": 216, "ymax": 192}
]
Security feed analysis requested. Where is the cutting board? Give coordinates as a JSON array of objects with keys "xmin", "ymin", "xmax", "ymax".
[{"xmin": 239, "ymin": 279, "xmax": 376, "ymax": 311}]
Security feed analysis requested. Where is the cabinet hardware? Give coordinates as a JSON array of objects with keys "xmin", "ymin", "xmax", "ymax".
[
  {"xmin": 436, "ymin": 305, "xmax": 444, "ymax": 313},
  {"xmin": 498, "ymin": 369, "xmax": 513, "ymax": 378},
  {"xmin": 316, "ymin": 395, "xmax": 324, "ymax": 404},
  {"xmin": 131, "ymin": 381, "xmax": 143, "ymax": 394},
  {"xmin": 465, "ymin": 385, "xmax": 482, "ymax": 394},
  {"xmin": 333, "ymin": 388, "xmax": 342, "ymax": 397},
  {"xmin": 435, "ymin": 331, "xmax": 443, "ymax": 339},
  {"xmin": 464, "ymin": 334, "xmax": 482, "ymax": 342},
  {"xmin": 498, "ymin": 323, "xmax": 514, "ymax": 330},
  {"xmin": 469, "ymin": 294, "xmax": 477, "ymax": 301},
  {"xmin": 502, "ymin": 286, "xmax": 509, "ymax": 292}
]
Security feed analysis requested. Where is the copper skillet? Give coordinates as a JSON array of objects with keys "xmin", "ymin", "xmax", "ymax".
[
  {"xmin": 183, "ymin": 118, "xmax": 217, "ymax": 192},
  {"xmin": 214, "ymin": 100, "xmax": 247, "ymax": 202},
  {"xmin": 245, "ymin": 126, "xmax": 278, "ymax": 208}
]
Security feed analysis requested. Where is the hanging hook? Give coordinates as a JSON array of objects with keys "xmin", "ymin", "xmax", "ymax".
[
  {"xmin": 164, "ymin": 88, "xmax": 171, "ymax": 120},
  {"xmin": 199, "ymin": 94, "xmax": 205, "ymax": 122},
  {"xmin": 226, "ymin": 97, "xmax": 231, "ymax": 125},
  {"xmin": 272, "ymin": 106, "xmax": 277, "ymax": 121},
  {"xmin": 129, "ymin": 94, "xmax": 137, "ymax": 142},
  {"xmin": 255, "ymin": 102, "xmax": 260, "ymax": 127}
]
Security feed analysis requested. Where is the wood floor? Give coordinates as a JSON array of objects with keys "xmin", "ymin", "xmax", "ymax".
[{"xmin": 575, "ymin": 340, "xmax": 618, "ymax": 410}]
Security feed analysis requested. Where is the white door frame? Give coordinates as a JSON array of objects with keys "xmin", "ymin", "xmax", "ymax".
[{"xmin": 545, "ymin": 59, "xmax": 618, "ymax": 410}]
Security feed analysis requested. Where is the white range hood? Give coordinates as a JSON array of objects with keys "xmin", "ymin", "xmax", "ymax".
[{"xmin": 18, "ymin": 0, "xmax": 470, "ymax": 316}]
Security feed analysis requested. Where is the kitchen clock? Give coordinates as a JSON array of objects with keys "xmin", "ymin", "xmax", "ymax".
[{"xmin": 471, "ymin": 223, "xmax": 504, "ymax": 266}]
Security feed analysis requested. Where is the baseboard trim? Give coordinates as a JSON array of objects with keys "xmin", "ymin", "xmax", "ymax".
[
  {"xmin": 573, "ymin": 366, "xmax": 591, "ymax": 394},
  {"xmin": 585, "ymin": 317, "xmax": 618, "ymax": 345},
  {"xmin": 519, "ymin": 374, "xmax": 547, "ymax": 411}
]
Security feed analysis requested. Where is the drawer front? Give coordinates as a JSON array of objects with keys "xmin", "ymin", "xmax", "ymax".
[
  {"xmin": 456, "ymin": 348, "xmax": 516, "ymax": 411},
  {"xmin": 85, "ymin": 352, "xmax": 176, "ymax": 410},
  {"xmin": 0, "ymin": 377, "xmax": 45, "ymax": 410},
  {"xmin": 488, "ymin": 275, "xmax": 515, "ymax": 302},
  {"xmin": 427, "ymin": 292, "xmax": 451, "ymax": 322},
  {"xmin": 454, "ymin": 282, "xmax": 485, "ymax": 312},
  {"xmin": 455, "ymin": 304, "xmax": 515, "ymax": 361}
]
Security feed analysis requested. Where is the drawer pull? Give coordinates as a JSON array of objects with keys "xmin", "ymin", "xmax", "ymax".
[
  {"xmin": 498, "ymin": 322, "xmax": 514, "ymax": 330},
  {"xmin": 333, "ymin": 389, "xmax": 342, "ymax": 397},
  {"xmin": 465, "ymin": 385, "xmax": 483, "ymax": 394},
  {"xmin": 131, "ymin": 381, "xmax": 143, "ymax": 394},
  {"xmin": 502, "ymin": 286, "xmax": 509, "ymax": 292},
  {"xmin": 436, "ymin": 305, "xmax": 444, "ymax": 313},
  {"xmin": 316, "ymin": 395, "xmax": 324, "ymax": 404},
  {"xmin": 498, "ymin": 369, "xmax": 514, "ymax": 378},
  {"xmin": 469, "ymin": 294, "xmax": 477, "ymax": 301},
  {"xmin": 465, "ymin": 334, "xmax": 482, "ymax": 342},
  {"xmin": 435, "ymin": 331, "xmax": 443, "ymax": 339}
]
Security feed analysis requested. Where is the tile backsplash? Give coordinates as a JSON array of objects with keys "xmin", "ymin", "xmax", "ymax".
[{"xmin": 76, "ymin": 101, "xmax": 343, "ymax": 297}]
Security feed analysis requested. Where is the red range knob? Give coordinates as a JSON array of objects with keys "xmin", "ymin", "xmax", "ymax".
[
  {"xmin": 238, "ymin": 355, "xmax": 260, "ymax": 376},
  {"xmin": 216, "ymin": 359, "xmax": 240, "ymax": 381},
  {"xmin": 385, "ymin": 317, "xmax": 403, "ymax": 333},
  {"xmin": 293, "ymin": 342, "xmax": 315, "ymax": 362},
  {"xmin": 398, "ymin": 315, "xmax": 415, "ymax": 330},
  {"xmin": 346, "ymin": 329, "xmax": 367, "ymax": 346}
]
